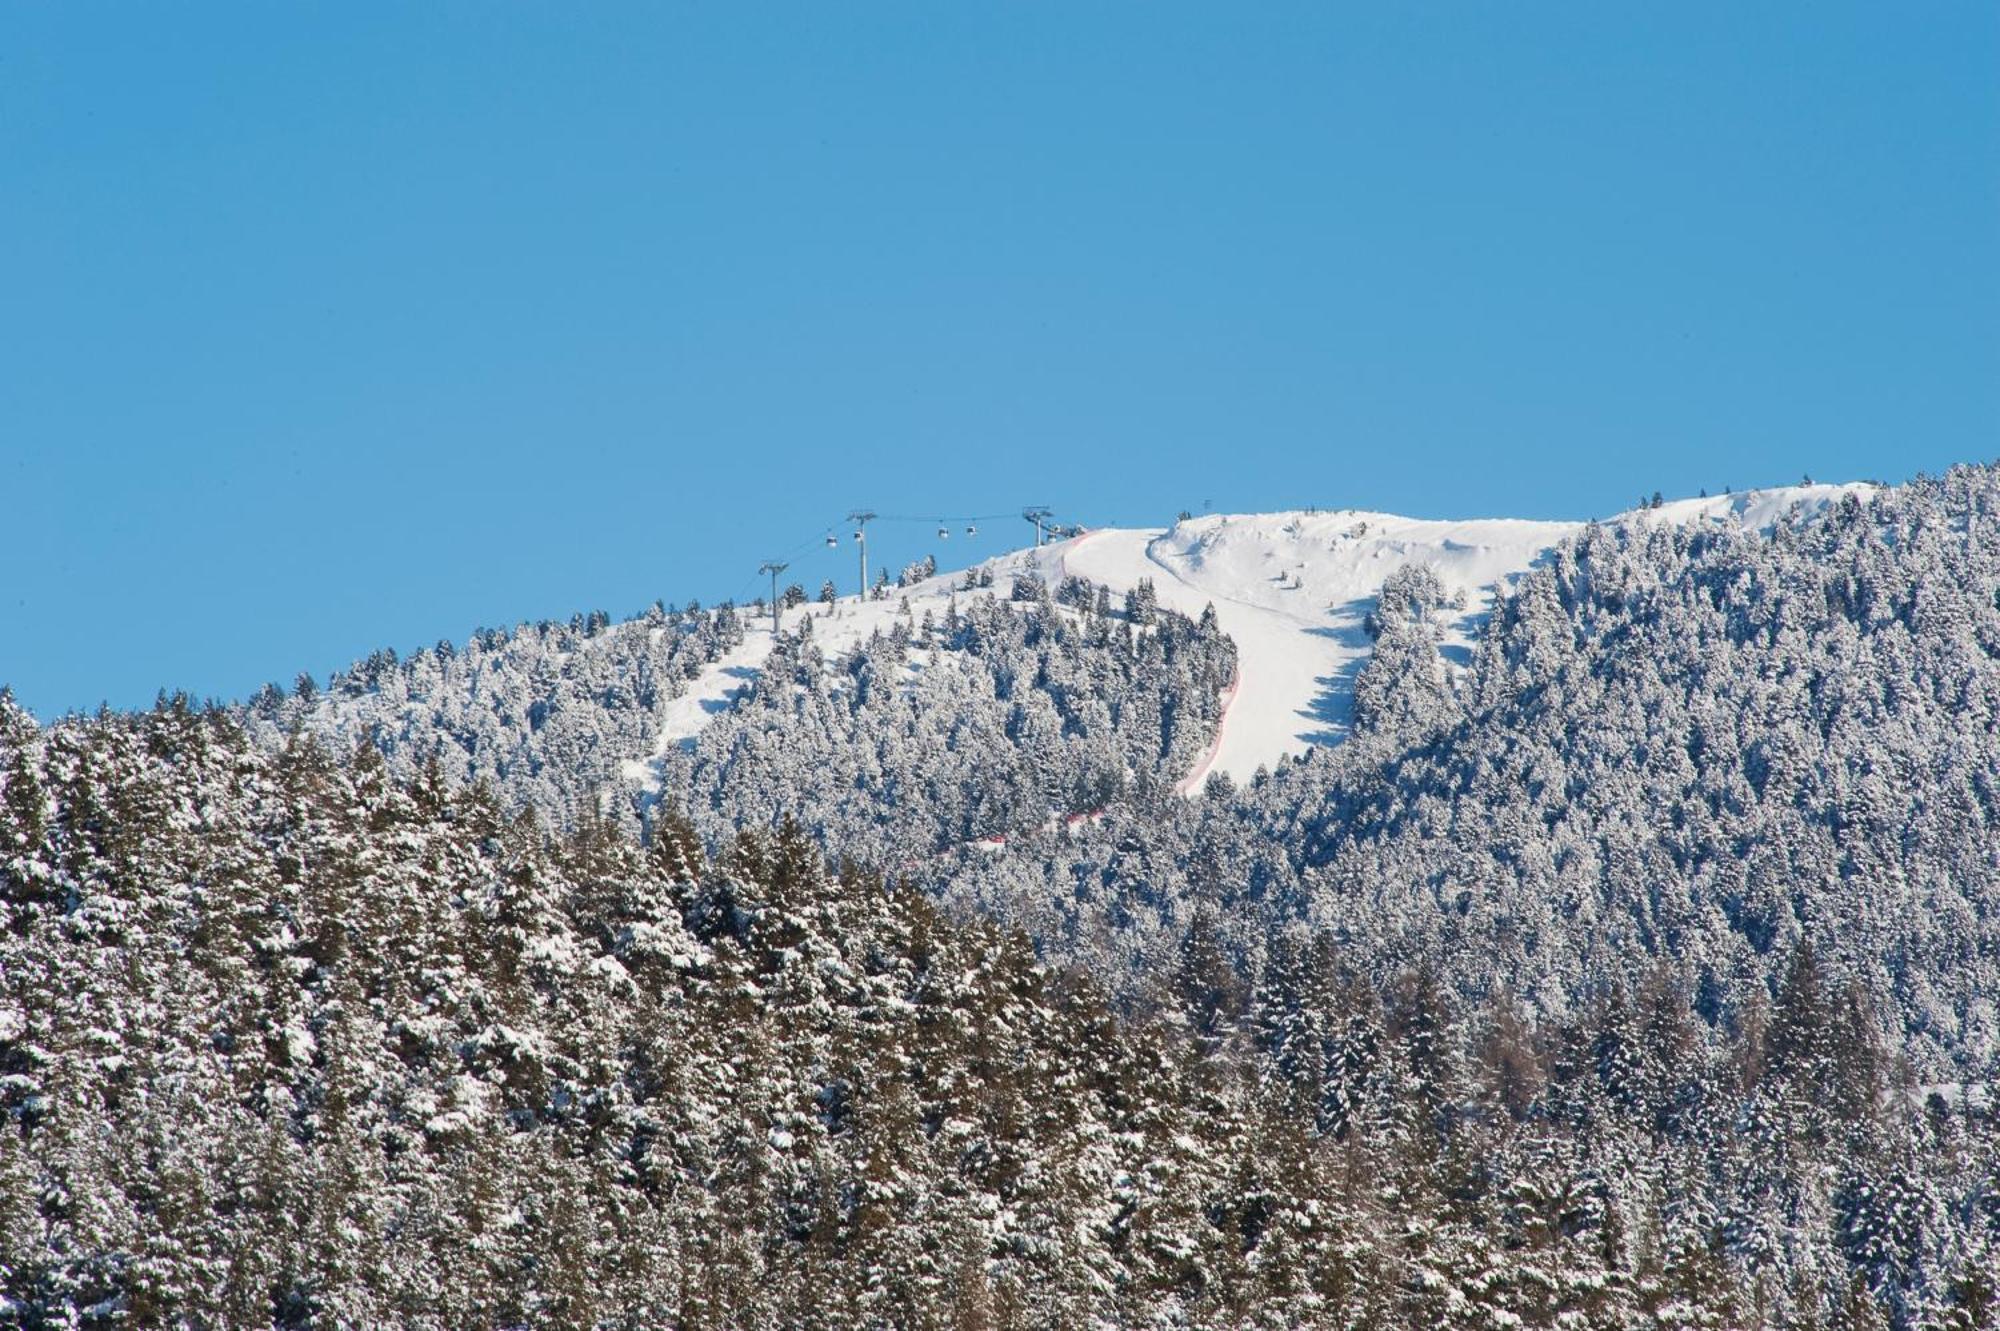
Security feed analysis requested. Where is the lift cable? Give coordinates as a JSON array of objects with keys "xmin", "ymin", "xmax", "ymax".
[{"xmin": 724, "ymin": 506, "xmax": 1066, "ymax": 608}]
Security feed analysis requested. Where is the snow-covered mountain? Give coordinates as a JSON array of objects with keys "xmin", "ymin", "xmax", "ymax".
[
  {"xmin": 22, "ymin": 466, "xmax": 2000, "ymax": 1330},
  {"xmin": 631, "ymin": 482, "xmax": 1873, "ymax": 790}
]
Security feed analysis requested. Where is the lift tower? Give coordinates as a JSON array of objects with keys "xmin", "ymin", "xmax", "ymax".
[
  {"xmin": 847, "ymin": 511, "xmax": 878, "ymax": 599},
  {"xmin": 1022, "ymin": 506, "xmax": 1055, "ymax": 547},
  {"xmin": 758, "ymin": 561, "xmax": 789, "ymax": 634}
]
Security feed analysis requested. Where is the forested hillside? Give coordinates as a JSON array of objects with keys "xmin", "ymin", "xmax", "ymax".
[
  {"xmin": 7, "ymin": 466, "xmax": 2000, "ymax": 1328},
  {"xmin": 658, "ymin": 586, "xmax": 1237, "ymax": 864},
  {"xmin": 239, "ymin": 601, "xmax": 748, "ymax": 831},
  {"xmin": 5, "ymin": 699, "xmax": 1994, "ymax": 1328}
]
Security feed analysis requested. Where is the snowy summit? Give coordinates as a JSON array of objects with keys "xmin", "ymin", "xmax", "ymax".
[{"xmin": 633, "ymin": 482, "xmax": 1873, "ymax": 790}]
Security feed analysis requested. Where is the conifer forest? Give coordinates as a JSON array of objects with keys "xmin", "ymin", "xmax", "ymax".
[{"xmin": 9, "ymin": 466, "xmax": 2000, "ymax": 1329}]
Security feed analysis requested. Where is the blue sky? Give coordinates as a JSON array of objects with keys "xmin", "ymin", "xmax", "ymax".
[{"xmin": 3, "ymin": 4, "xmax": 1996, "ymax": 716}]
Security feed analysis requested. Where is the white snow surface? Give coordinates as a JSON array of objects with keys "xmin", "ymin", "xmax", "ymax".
[{"xmin": 624, "ymin": 483, "xmax": 1873, "ymax": 792}]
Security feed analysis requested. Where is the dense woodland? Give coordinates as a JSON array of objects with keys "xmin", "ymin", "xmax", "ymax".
[
  {"xmin": 240, "ymin": 601, "xmax": 748, "ymax": 832},
  {"xmin": 658, "ymin": 585, "xmax": 1238, "ymax": 864},
  {"xmin": 7, "ymin": 465, "xmax": 2000, "ymax": 1327}
]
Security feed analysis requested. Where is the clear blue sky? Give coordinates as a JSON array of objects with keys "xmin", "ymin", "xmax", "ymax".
[{"xmin": 4, "ymin": 4, "xmax": 1996, "ymax": 716}]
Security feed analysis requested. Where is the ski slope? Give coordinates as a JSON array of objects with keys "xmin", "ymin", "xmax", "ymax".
[
  {"xmin": 625, "ymin": 483, "xmax": 1872, "ymax": 792},
  {"xmin": 1055, "ymin": 513, "xmax": 1580, "ymax": 783}
]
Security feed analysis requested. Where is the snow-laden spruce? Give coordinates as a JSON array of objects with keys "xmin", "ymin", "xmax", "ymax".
[{"xmin": 4, "ymin": 693, "xmax": 1995, "ymax": 1327}]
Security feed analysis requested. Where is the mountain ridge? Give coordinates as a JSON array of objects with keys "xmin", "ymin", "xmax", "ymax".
[{"xmin": 628, "ymin": 482, "xmax": 1875, "ymax": 791}]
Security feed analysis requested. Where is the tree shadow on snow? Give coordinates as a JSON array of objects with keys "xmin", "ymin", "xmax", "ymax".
[
  {"xmin": 697, "ymin": 665, "xmax": 763, "ymax": 716},
  {"xmin": 1292, "ymin": 548, "xmax": 1558, "ymax": 745},
  {"xmin": 1295, "ymin": 597, "xmax": 1377, "ymax": 748}
]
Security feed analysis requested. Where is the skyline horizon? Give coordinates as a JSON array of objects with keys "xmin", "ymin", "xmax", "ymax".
[
  {"xmin": 6, "ymin": 4, "xmax": 1995, "ymax": 716},
  {"xmin": 2, "ymin": 467, "xmax": 1942, "ymax": 720}
]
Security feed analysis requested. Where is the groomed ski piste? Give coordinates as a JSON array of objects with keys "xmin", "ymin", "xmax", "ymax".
[{"xmin": 623, "ymin": 483, "xmax": 1873, "ymax": 796}]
